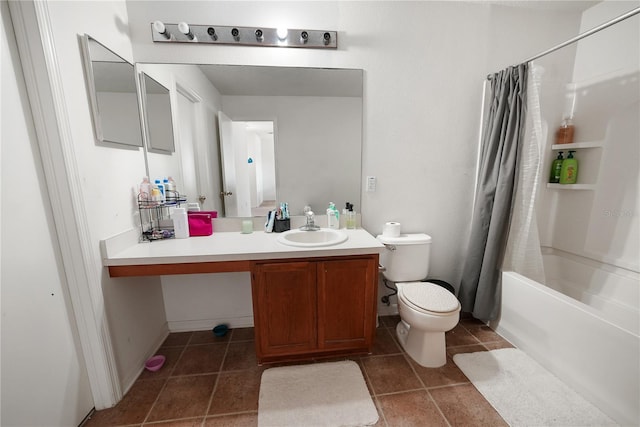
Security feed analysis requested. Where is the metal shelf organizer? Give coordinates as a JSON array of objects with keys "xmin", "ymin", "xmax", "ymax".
[{"xmin": 138, "ymin": 190, "xmax": 187, "ymax": 241}]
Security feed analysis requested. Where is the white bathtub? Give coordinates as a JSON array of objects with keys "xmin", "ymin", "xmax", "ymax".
[{"xmin": 493, "ymin": 253, "xmax": 639, "ymax": 426}]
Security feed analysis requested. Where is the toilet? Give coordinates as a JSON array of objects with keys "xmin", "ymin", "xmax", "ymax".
[{"xmin": 377, "ymin": 233, "xmax": 460, "ymax": 368}]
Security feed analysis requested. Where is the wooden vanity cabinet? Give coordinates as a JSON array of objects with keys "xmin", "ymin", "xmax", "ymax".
[{"xmin": 251, "ymin": 254, "xmax": 378, "ymax": 364}]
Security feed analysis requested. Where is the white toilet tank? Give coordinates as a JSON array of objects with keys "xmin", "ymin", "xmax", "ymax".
[{"xmin": 376, "ymin": 233, "xmax": 432, "ymax": 282}]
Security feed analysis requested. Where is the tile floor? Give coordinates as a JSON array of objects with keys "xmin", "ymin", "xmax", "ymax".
[{"xmin": 84, "ymin": 315, "xmax": 514, "ymax": 427}]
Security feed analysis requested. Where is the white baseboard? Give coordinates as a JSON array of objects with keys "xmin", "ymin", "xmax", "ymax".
[
  {"xmin": 377, "ymin": 303, "xmax": 399, "ymax": 316},
  {"xmin": 120, "ymin": 327, "xmax": 169, "ymax": 396},
  {"xmin": 168, "ymin": 316, "xmax": 254, "ymax": 332}
]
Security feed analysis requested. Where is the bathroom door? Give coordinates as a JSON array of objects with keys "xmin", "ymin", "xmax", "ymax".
[{"xmin": 217, "ymin": 111, "xmax": 240, "ymax": 216}]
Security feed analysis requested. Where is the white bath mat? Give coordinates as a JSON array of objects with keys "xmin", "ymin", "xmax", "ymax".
[
  {"xmin": 258, "ymin": 360, "xmax": 379, "ymax": 427},
  {"xmin": 453, "ymin": 348, "xmax": 617, "ymax": 426}
]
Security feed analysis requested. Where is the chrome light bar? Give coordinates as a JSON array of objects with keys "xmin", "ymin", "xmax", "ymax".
[{"xmin": 151, "ymin": 22, "xmax": 338, "ymax": 49}]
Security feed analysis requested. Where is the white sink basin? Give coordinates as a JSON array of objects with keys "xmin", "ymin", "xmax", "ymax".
[{"xmin": 277, "ymin": 228, "xmax": 348, "ymax": 247}]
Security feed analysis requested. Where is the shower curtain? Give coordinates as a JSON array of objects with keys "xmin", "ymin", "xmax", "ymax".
[
  {"xmin": 459, "ymin": 64, "xmax": 528, "ymax": 322},
  {"xmin": 502, "ymin": 63, "xmax": 546, "ymax": 284}
]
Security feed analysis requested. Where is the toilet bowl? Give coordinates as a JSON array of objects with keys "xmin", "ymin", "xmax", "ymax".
[
  {"xmin": 395, "ymin": 281, "xmax": 460, "ymax": 368},
  {"xmin": 377, "ymin": 233, "xmax": 461, "ymax": 368}
]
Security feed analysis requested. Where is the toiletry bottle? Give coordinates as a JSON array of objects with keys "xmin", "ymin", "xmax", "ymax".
[
  {"xmin": 559, "ymin": 150, "xmax": 578, "ymax": 184},
  {"xmin": 342, "ymin": 202, "xmax": 350, "ymax": 228},
  {"xmin": 555, "ymin": 116, "xmax": 575, "ymax": 145},
  {"xmin": 549, "ymin": 151, "xmax": 564, "ymax": 183},
  {"xmin": 139, "ymin": 176, "xmax": 151, "ymax": 202},
  {"xmin": 327, "ymin": 202, "xmax": 339, "ymax": 229},
  {"xmin": 346, "ymin": 203, "xmax": 356, "ymax": 229},
  {"xmin": 154, "ymin": 179, "xmax": 166, "ymax": 203},
  {"xmin": 172, "ymin": 207, "xmax": 189, "ymax": 238}
]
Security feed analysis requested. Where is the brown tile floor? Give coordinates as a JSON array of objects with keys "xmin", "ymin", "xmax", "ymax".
[{"xmin": 84, "ymin": 315, "xmax": 514, "ymax": 427}]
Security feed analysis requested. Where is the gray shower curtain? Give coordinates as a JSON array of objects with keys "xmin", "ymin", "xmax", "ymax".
[{"xmin": 459, "ymin": 64, "xmax": 528, "ymax": 322}]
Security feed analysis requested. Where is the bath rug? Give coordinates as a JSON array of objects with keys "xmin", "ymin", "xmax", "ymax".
[
  {"xmin": 258, "ymin": 360, "xmax": 378, "ymax": 427},
  {"xmin": 453, "ymin": 348, "xmax": 617, "ymax": 426}
]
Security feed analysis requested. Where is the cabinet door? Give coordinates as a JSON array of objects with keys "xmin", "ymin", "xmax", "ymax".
[
  {"xmin": 252, "ymin": 262, "xmax": 317, "ymax": 358},
  {"xmin": 317, "ymin": 256, "xmax": 378, "ymax": 351}
]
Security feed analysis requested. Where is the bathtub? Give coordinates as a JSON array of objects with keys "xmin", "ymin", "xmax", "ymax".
[{"xmin": 493, "ymin": 252, "xmax": 639, "ymax": 426}]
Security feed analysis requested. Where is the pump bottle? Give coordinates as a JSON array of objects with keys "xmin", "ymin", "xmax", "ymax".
[
  {"xmin": 549, "ymin": 152, "xmax": 564, "ymax": 183},
  {"xmin": 327, "ymin": 202, "xmax": 339, "ymax": 229},
  {"xmin": 559, "ymin": 151, "xmax": 578, "ymax": 184}
]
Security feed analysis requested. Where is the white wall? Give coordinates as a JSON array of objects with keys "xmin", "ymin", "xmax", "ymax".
[
  {"xmin": 1, "ymin": 3, "xmax": 94, "ymax": 424},
  {"xmin": 42, "ymin": 1, "xmax": 168, "ymax": 394}
]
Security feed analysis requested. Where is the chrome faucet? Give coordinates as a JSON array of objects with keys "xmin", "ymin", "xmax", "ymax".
[{"xmin": 300, "ymin": 205, "xmax": 320, "ymax": 231}]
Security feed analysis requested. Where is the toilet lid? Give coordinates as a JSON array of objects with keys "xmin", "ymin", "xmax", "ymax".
[{"xmin": 400, "ymin": 282, "xmax": 460, "ymax": 313}]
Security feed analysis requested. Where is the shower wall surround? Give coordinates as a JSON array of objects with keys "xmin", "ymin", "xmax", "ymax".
[{"xmin": 536, "ymin": 1, "xmax": 639, "ymax": 272}]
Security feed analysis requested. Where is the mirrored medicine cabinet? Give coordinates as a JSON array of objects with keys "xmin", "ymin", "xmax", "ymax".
[{"xmin": 80, "ymin": 34, "xmax": 143, "ymax": 148}]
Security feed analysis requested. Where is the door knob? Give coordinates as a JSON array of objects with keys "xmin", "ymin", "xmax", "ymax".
[
  {"xmin": 198, "ymin": 195, "xmax": 207, "ymax": 204},
  {"xmin": 220, "ymin": 191, "xmax": 233, "ymax": 196}
]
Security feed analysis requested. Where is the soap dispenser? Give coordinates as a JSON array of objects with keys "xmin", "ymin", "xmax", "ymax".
[
  {"xmin": 555, "ymin": 116, "xmax": 575, "ymax": 145},
  {"xmin": 346, "ymin": 203, "xmax": 356, "ymax": 229},
  {"xmin": 327, "ymin": 202, "xmax": 339, "ymax": 229},
  {"xmin": 549, "ymin": 151, "xmax": 564, "ymax": 183},
  {"xmin": 559, "ymin": 151, "xmax": 578, "ymax": 184}
]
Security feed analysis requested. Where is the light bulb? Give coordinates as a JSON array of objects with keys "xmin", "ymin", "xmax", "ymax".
[
  {"xmin": 276, "ymin": 27, "xmax": 288, "ymax": 40},
  {"xmin": 178, "ymin": 22, "xmax": 194, "ymax": 40},
  {"xmin": 153, "ymin": 21, "xmax": 170, "ymax": 39}
]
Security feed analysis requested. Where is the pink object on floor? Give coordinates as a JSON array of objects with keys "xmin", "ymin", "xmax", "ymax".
[{"xmin": 144, "ymin": 355, "xmax": 166, "ymax": 372}]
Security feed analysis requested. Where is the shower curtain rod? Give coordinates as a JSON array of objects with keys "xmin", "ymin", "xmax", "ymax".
[{"xmin": 487, "ymin": 6, "xmax": 640, "ymax": 79}]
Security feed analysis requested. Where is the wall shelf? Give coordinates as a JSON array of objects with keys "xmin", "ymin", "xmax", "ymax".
[
  {"xmin": 547, "ymin": 183, "xmax": 595, "ymax": 191},
  {"xmin": 551, "ymin": 141, "xmax": 603, "ymax": 150}
]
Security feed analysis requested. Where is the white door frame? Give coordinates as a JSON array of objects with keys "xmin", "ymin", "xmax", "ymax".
[{"xmin": 8, "ymin": 1, "xmax": 120, "ymax": 409}]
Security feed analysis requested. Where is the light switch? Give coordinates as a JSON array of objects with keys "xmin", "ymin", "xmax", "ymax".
[{"xmin": 366, "ymin": 176, "xmax": 376, "ymax": 192}]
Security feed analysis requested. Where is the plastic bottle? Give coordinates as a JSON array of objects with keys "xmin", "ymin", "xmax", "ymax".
[
  {"xmin": 346, "ymin": 203, "xmax": 356, "ymax": 229},
  {"xmin": 327, "ymin": 202, "xmax": 339, "ymax": 229},
  {"xmin": 172, "ymin": 207, "xmax": 189, "ymax": 238},
  {"xmin": 139, "ymin": 176, "xmax": 151, "ymax": 201},
  {"xmin": 154, "ymin": 179, "xmax": 166, "ymax": 203},
  {"xmin": 559, "ymin": 150, "xmax": 578, "ymax": 184},
  {"xmin": 342, "ymin": 202, "xmax": 350, "ymax": 228},
  {"xmin": 549, "ymin": 151, "xmax": 564, "ymax": 183},
  {"xmin": 555, "ymin": 116, "xmax": 575, "ymax": 145}
]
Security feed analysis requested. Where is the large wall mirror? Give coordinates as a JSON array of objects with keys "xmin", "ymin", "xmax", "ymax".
[
  {"xmin": 137, "ymin": 63, "xmax": 363, "ymax": 218},
  {"xmin": 79, "ymin": 34, "xmax": 143, "ymax": 147}
]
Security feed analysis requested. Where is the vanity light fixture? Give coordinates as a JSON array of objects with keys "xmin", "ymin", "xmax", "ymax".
[
  {"xmin": 153, "ymin": 21, "xmax": 170, "ymax": 39},
  {"xmin": 178, "ymin": 22, "xmax": 195, "ymax": 40},
  {"xmin": 150, "ymin": 22, "xmax": 337, "ymax": 48}
]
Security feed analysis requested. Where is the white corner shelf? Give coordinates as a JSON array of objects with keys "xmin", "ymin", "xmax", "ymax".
[
  {"xmin": 551, "ymin": 141, "xmax": 603, "ymax": 150},
  {"xmin": 546, "ymin": 183, "xmax": 595, "ymax": 191}
]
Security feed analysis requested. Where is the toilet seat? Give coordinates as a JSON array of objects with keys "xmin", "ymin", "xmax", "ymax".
[{"xmin": 398, "ymin": 282, "xmax": 460, "ymax": 315}]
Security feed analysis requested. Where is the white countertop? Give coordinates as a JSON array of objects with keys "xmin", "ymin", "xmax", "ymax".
[{"xmin": 102, "ymin": 228, "xmax": 384, "ymax": 266}]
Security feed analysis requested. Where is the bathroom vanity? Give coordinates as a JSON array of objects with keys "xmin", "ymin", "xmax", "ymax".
[{"xmin": 101, "ymin": 228, "xmax": 384, "ymax": 363}]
